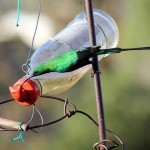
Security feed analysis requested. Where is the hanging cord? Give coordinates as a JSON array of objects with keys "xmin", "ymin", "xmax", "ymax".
[{"xmin": 22, "ymin": 0, "xmax": 41, "ymax": 74}]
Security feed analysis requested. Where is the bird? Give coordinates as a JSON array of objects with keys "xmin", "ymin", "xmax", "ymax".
[
  {"xmin": 32, "ymin": 46, "xmax": 116, "ymax": 76},
  {"xmin": 32, "ymin": 46, "xmax": 150, "ymax": 76}
]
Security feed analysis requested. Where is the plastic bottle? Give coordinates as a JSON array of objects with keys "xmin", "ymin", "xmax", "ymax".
[
  {"xmin": 10, "ymin": 9, "xmax": 119, "ymax": 106},
  {"xmin": 28, "ymin": 9, "xmax": 119, "ymax": 95}
]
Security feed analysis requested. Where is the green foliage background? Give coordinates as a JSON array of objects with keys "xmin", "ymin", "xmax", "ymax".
[{"xmin": 0, "ymin": 0, "xmax": 150, "ymax": 150}]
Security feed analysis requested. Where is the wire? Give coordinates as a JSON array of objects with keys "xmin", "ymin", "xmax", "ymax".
[
  {"xmin": 40, "ymin": 95, "xmax": 67, "ymax": 103},
  {"xmin": 29, "ymin": 115, "xmax": 67, "ymax": 130},
  {"xmin": 0, "ymin": 99, "xmax": 14, "ymax": 105},
  {"xmin": 0, "ymin": 95, "xmax": 124, "ymax": 149},
  {"xmin": 22, "ymin": 0, "xmax": 41, "ymax": 74},
  {"xmin": 76, "ymin": 110, "xmax": 98, "ymax": 126}
]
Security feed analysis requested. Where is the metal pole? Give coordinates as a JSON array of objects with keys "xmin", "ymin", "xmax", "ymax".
[{"xmin": 85, "ymin": 0, "xmax": 106, "ymax": 149}]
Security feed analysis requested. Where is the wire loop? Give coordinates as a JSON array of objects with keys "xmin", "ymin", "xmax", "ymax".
[
  {"xmin": 93, "ymin": 139, "xmax": 119, "ymax": 150},
  {"xmin": 22, "ymin": 62, "xmax": 31, "ymax": 74},
  {"xmin": 64, "ymin": 98, "xmax": 76, "ymax": 118}
]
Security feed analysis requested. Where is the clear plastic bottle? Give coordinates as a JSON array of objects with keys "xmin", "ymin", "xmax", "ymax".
[{"xmin": 28, "ymin": 9, "xmax": 119, "ymax": 95}]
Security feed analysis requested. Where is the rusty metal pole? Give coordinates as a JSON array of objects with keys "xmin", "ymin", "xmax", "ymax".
[{"xmin": 85, "ymin": 0, "xmax": 106, "ymax": 149}]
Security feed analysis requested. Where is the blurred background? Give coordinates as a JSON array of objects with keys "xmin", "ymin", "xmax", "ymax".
[{"xmin": 0, "ymin": 0, "xmax": 150, "ymax": 150}]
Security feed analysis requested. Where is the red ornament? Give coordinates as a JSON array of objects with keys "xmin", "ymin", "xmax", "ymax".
[{"xmin": 9, "ymin": 78, "xmax": 40, "ymax": 106}]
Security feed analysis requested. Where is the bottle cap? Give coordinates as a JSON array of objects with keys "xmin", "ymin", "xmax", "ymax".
[{"xmin": 9, "ymin": 78, "xmax": 40, "ymax": 106}]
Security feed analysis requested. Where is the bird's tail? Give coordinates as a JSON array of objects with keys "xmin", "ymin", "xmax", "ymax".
[
  {"xmin": 87, "ymin": 46, "xmax": 150, "ymax": 56},
  {"xmin": 93, "ymin": 48, "xmax": 121, "ymax": 56},
  {"xmin": 89, "ymin": 46, "xmax": 122, "ymax": 57}
]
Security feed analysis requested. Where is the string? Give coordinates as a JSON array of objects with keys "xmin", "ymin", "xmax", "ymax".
[
  {"xmin": 22, "ymin": 0, "xmax": 41, "ymax": 74},
  {"xmin": 26, "ymin": 105, "xmax": 35, "ymax": 125},
  {"xmin": 25, "ymin": 104, "xmax": 43, "ymax": 133},
  {"xmin": 32, "ymin": 104, "xmax": 44, "ymax": 132},
  {"xmin": 9, "ymin": 122, "xmax": 27, "ymax": 145},
  {"xmin": 16, "ymin": 0, "xmax": 21, "ymax": 27}
]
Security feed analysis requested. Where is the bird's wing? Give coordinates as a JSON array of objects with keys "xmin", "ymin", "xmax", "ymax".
[{"xmin": 42, "ymin": 51, "xmax": 79, "ymax": 73}]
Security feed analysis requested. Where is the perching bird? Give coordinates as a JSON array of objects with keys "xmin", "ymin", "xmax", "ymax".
[{"xmin": 32, "ymin": 46, "xmax": 150, "ymax": 76}]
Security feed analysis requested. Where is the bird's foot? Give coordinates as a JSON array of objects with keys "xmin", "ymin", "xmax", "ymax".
[
  {"xmin": 86, "ymin": 45, "xmax": 101, "ymax": 52},
  {"xmin": 91, "ymin": 71, "xmax": 101, "ymax": 78}
]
